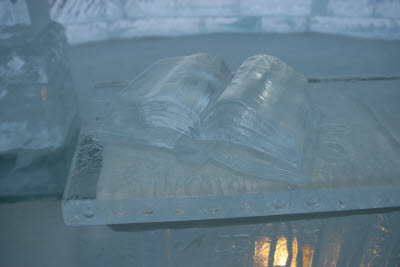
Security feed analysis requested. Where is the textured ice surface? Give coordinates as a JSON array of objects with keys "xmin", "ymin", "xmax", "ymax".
[{"xmin": 0, "ymin": 22, "xmax": 79, "ymax": 196}]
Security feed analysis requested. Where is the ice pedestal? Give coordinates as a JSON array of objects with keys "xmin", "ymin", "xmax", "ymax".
[
  {"xmin": 0, "ymin": 22, "xmax": 79, "ymax": 198},
  {"xmin": 62, "ymin": 55, "xmax": 400, "ymax": 225}
]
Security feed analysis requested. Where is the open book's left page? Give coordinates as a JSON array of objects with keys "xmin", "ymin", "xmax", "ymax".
[{"xmin": 96, "ymin": 53, "xmax": 232, "ymax": 148}]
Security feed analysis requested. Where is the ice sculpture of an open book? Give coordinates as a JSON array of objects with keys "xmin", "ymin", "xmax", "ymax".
[{"xmin": 63, "ymin": 54, "xmax": 400, "ymax": 225}]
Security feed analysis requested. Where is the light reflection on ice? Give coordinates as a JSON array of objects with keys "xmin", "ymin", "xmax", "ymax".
[{"xmin": 273, "ymin": 236, "xmax": 288, "ymax": 266}]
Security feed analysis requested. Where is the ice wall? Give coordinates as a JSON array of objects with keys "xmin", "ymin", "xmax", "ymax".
[
  {"xmin": 46, "ymin": 0, "xmax": 400, "ymax": 44},
  {"xmin": 2, "ymin": 0, "xmax": 399, "ymax": 43}
]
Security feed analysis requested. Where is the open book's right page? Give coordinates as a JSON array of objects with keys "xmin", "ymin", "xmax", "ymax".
[{"xmin": 194, "ymin": 55, "xmax": 316, "ymax": 184}]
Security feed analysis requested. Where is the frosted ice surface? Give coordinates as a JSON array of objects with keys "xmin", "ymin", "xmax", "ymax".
[
  {"xmin": 307, "ymin": 81, "xmax": 400, "ymax": 187},
  {"xmin": 0, "ymin": 22, "xmax": 78, "ymax": 167},
  {"xmin": 97, "ymin": 144, "xmax": 275, "ymax": 200}
]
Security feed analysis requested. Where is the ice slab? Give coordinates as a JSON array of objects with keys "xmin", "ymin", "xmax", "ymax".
[
  {"xmin": 0, "ymin": 22, "xmax": 79, "ymax": 197},
  {"xmin": 62, "ymin": 55, "xmax": 400, "ymax": 225}
]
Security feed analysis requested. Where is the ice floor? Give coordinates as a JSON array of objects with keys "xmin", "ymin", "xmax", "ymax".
[{"xmin": 1, "ymin": 33, "xmax": 400, "ymax": 266}]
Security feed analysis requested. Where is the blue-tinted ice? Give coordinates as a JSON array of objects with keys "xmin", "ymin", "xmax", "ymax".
[{"xmin": 63, "ymin": 54, "xmax": 400, "ymax": 225}]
